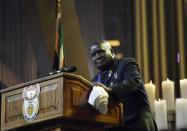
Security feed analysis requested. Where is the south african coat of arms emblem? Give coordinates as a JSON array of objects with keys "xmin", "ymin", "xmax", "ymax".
[{"xmin": 22, "ymin": 84, "xmax": 40, "ymax": 122}]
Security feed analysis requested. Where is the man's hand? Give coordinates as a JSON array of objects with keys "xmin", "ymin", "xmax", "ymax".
[{"xmin": 92, "ymin": 82, "xmax": 112, "ymax": 93}]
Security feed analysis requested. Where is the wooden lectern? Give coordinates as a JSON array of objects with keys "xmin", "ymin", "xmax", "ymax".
[{"xmin": 0, "ymin": 73, "xmax": 123, "ymax": 131}]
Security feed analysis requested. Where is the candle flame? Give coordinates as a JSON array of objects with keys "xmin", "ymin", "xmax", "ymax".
[
  {"xmin": 150, "ymin": 80, "xmax": 152, "ymax": 84},
  {"xmin": 167, "ymin": 78, "xmax": 169, "ymax": 81}
]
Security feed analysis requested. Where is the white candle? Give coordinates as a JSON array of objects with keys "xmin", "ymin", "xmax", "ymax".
[
  {"xmin": 162, "ymin": 78, "xmax": 175, "ymax": 110},
  {"xmin": 145, "ymin": 81, "xmax": 156, "ymax": 111},
  {"xmin": 180, "ymin": 79, "xmax": 187, "ymax": 98},
  {"xmin": 176, "ymin": 98, "xmax": 187, "ymax": 129},
  {"xmin": 154, "ymin": 99, "xmax": 168, "ymax": 130}
]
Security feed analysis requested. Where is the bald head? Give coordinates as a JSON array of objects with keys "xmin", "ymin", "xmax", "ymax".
[{"xmin": 90, "ymin": 40, "xmax": 115, "ymax": 71}]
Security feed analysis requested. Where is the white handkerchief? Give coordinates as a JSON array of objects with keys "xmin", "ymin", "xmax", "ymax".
[
  {"xmin": 88, "ymin": 86, "xmax": 102, "ymax": 105},
  {"xmin": 88, "ymin": 86, "xmax": 109, "ymax": 114}
]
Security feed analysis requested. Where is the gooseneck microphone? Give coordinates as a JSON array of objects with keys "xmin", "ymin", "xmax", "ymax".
[
  {"xmin": 48, "ymin": 66, "xmax": 77, "ymax": 75},
  {"xmin": 60, "ymin": 66, "xmax": 77, "ymax": 73}
]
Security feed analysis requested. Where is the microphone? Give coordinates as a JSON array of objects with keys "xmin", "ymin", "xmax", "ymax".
[
  {"xmin": 47, "ymin": 66, "xmax": 77, "ymax": 75},
  {"xmin": 60, "ymin": 66, "xmax": 77, "ymax": 73}
]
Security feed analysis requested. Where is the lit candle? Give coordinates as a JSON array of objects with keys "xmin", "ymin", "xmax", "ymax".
[
  {"xmin": 176, "ymin": 98, "xmax": 187, "ymax": 129},
  {"xmin": 162, "ymin": 78, "xmax": 175, "ymax": 110},
  {"xmin": 180, "ymin": 79, "xmax": 187, "ymax": 98},
  {"xmin": 154, "ymin": 99, "xmax": 168, "ymax": 130},
  {"xmin": 145, "ymin": 81, "xmax": 156, "ymax": 111}
]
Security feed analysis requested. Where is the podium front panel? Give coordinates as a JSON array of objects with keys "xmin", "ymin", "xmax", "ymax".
[
  {"xmin": 0, "ymin": 73, "xmax": 123, "ymax": 131},
  {"xmin": 1, "ymin": 77, "xmax": 64, "ymax": 131}
]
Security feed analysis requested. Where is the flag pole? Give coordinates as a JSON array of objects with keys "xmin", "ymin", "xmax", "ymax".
[{"xmin": 53, "ymin": 0, "xmax": 64, "ymax": 70}]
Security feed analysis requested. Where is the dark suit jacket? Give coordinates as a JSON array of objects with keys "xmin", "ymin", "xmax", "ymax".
[{"xmin": 92, "ymin": 58, "xmax": 158, "ymax": 131}]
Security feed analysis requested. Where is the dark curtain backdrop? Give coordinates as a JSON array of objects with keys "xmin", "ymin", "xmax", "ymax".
[
  {"xmin": 103, "ymin": 0, "xmax": 135, "ymax": 57},
  {"xmin": 74, "ymin": 0, "xmax": 105, "ymax": 78},
  {"xmin": 0, "ymin": 0, "xmax": 38, "ymax": 89},
  {"xmin": 0, "ymin": 0, "xmax": 55, "ymax": 89}
]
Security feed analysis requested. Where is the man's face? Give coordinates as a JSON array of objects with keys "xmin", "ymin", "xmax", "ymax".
[{"xmin": 90, "ymin": 44, "xmax": 114, "ymax": 70}]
